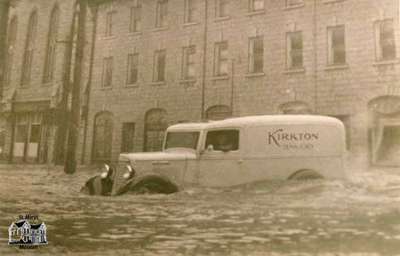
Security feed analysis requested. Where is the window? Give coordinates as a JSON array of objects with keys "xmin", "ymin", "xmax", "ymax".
[
  {"xmin": 102, "ymin": 57, "xmax": 113, "ymax": 87},
  {"xmin": 21, "ymin": 11, "xmax": 38, "ymax": 86},
  {"xmin": 184, "ymin": 0, "xmax": 198, "ymax": 23},
  {"xmin": 92, "ymin": 112, "xmax": 113, "ymax": 163},
  {"xmin": 165, "ymin": 132, "xmax": 199, "ymax": 150},
  {"xmin": 249, "ymin": 36, "xmax": 264, "ymax": 73},
  {"xmin": 214, "ymin": 41, "xmax": 229, "ymax": 76},
  {"xmin": 206, "ymin": 105, "xmax": 232, "ymax": 120},
  {"xmin": 127, "ymin": 53, "xmax": 139, "ymax": 85},
  {"xmin": 205, "ymin": 130, "xmax": 239, "ymax": 152},
  {"xmin": 287, "ymin": 31, "xmax": 303, "ymax": 69},
  {"xmin": 216, "ymin": 0, "xmax": 229, "ymax": 18},
  {"xmin": 4, "ymin": 16, "xmax": 17, "ymax": 87},
  {"xmin": 328, "ymin": 25, "xmax": 346, "ymax": 65},
  {"xmin": 156, "ymin": 0, "xmax": 168, "ymax": 28},
  {"xmin": 130, "ymin": 1, "xmax": 142, "ymax": 32},
  {"xmin": 249, "ymin": 0, "xmax": 264, "ymax": 12},
  {"xmin": 286, "ymin": 0, "xmax": 304, "ymax": 8},
  {"xmin": 144, "ymin": 108, "xmax": 168, "ymax": 152},
  {"xmin": 153, "ymin": 49, "xmax": 166, "ymax": 82},
  {"xmin": 43, "ymin": 6, "xmax": 60, "ymax": 83},
  {"xmin": 121, "ymin": 122, "xmax": 135, "ymax": 152},
  {"xmin": 375, "ymin": 19, "xmax": 396, "ymax": 61},
  {"xmin": 182, "ymin": 46, "xmax": 196, "ymax": 79},
  {"xmin": 105, "ymin": 11, "xmax": 113, "ymax": 36}
]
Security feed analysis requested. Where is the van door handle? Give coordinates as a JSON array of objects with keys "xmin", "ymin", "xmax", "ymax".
[{"xmin": 152, "ymin": 161, "xmax": 170, "ymax": 165}]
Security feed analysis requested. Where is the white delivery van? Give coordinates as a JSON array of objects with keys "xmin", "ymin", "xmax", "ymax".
[{"xmin": 110, "ymin": 115, "xmax": 346, "ymax": 194}]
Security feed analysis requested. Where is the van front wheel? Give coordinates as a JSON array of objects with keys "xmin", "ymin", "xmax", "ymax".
[{"xmin": 288, "ymin": 169, "xmax": 323, "ymax": 180}]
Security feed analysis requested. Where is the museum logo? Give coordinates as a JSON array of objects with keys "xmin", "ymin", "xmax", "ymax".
[{"xmin": 8, "ymin": 214, "xmax": 48, "ymax": 249}]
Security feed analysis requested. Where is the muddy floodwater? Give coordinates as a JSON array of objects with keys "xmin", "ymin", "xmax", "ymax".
[{"xmin": 1, "ymin": 165, "xmax": 400, "ymax": 256}]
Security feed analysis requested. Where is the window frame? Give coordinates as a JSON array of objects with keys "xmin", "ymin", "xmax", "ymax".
[
  {"xmin": 43, "ymin": 5, "xmax": 60, "ymax": 83},
  {"xmin": 249, "ymin": 0, "xmax": 265, "ymax": 12},
  {"xmin": 130, "ymin": 1, "xmax": 142, "ymax": 33},
  {"xmin": 182, "ymin": 45, "xmax": 196, "ymax": 80},
  {"xmin": 156, "ymin": 0, "xmax": 168, "ymax": 28},
  {"xmin": 21, "ymin": 11, "xmax": 38, "ymax": 87},
  {"xmin": 214, "ymin": 41, "xmax": 229, "ymax": 76},
  {"xmin": 105, "ymin": 11, "xmax": 114, "ymax": 37},
  {"xmin": 327, "ymin": 25, "xmax": 346, "ymax": 65},
  {"xmin": 184, "ymin": 0, "xmax": 197, "ymax": 24},
  {"xmin": 102, "ymin": 56, "xmax": 114, "ymax": 88},
  {"xmin": 216, "ymin": 0, "xmax": 229, "ymax": 18},
  {"xmin": 153, "ymin": 49, "xmax": 167, "ymax": 82},
  {"xmin": 4, "ymin": 16, "xmax": 18, "ymax": 88},
  {"xmin": 121, "ymin": 122, "xmax": 136, "ymax": 153},
  {"xmin": 126, "ymin": 53, "xmax": 139, "ymax": 85},
  {"xmin": 286, "ymin": 31, "xmax": 303, "ymax": 69},
  {"xmin": 248, "ymin": 36, "xmax": 264, "ymax": 73},
  {"xmin": 374, "ymin": 19, "xmax": 397, "ymax": 61},
  {"xmin": 204, "ymin": 129, "xmax": 240, "ymax": 152}
]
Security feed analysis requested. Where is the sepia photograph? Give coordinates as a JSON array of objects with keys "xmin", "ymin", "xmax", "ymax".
[{"xmin": 1, "ymin": 0, "xmax": 400, "ymax": 255}]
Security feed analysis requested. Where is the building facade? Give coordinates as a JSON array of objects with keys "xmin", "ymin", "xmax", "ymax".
[
  {"xmin": 2, "ymin": 0, "xmax": 400, "ymax": 169},
  {"xmin": 0, "ymin": 0, "xmax": 94, "ymax": 164},
  {"xmin": 83, "ymin": 0, "xmax": 400, "ymax": 169}
]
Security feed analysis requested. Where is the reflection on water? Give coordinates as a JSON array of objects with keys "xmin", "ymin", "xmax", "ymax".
[{"xmin": 1, "ymin": 165, "xmax": 400, "ymax": 255}]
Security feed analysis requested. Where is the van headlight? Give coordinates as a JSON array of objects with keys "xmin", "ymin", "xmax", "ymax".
[
  {"xmin": 123, "ymin": 164, "xmax": 136, "ymax": 180},
  {"xmin": 100, "ymin": 164, "xmax": 111, "ymax": 179}
]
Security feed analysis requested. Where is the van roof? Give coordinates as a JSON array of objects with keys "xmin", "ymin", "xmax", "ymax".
[{"xmin": 167, "ymin": 115, "xmax": 344, "ymax": 131}]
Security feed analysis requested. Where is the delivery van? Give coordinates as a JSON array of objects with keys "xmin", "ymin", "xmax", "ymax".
[{"xmin": 107, "ymin": 115, "xmax": 346, "ymax": 195}]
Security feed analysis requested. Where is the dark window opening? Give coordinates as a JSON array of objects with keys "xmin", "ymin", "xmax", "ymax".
[
  {"xmin": 121, "ymin": 122, "xmax": 135, "ymax": 152},
  {"xmin": 205, "ymin": 130, "xmax": 239, "ymax": 152}
]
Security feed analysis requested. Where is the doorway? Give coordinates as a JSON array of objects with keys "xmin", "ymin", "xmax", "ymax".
[{"xmin": 12, "ymin": 113, "xmax": 47, "ymax": 163}]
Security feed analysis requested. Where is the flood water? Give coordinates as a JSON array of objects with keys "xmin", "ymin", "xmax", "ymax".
[{"xmin": 1, "ymin": 165, "xmax": 400, "ymax": 255}]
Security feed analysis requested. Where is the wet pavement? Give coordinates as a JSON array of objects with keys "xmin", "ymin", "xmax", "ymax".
[{"xmin": 1, "ymin": 165, "xmax": 400, "ymax": 255}]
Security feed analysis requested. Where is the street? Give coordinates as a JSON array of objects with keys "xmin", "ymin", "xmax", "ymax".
[{"xmin": 1, "ymin": 165, "xmax": 400, "ymax": 255}]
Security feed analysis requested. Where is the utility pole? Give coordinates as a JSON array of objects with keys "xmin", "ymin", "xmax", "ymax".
[
  {"xmin": 0, "ymin": 0, "xmax": 10, "ymax": 100},
  {"xmin": 200, "ymin": 0, "xmax": 208, "ymax": 120},
  {"xmin": 64, "ymin": 0, "xmax": 87, "ymax": 174}
]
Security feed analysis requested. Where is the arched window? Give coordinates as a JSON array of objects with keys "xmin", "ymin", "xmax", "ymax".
[
  {"xmin": 4, "ymin": 16, "xmax": 17, "ymax": 87},
  {"xmin": 206, "ymin": 105, "xmax": 232, "ymax": 120},
  {"xmin": 92, "ymin": 112, "xmax": 113, "ymax": 163},
  {"xmin": 144, "ymin": 109, "xmax": 168, "ymax": 152},
  {"xmin": 21, "ymin": 10, "xmax": 38, "ymax": 86},
  {"xmin": 43, "ymin": 5, "xmax": 59, "ymax": 83},
  {"xmin": 278, "ymin": 101, "xmax": 311, "ymax": 114}
]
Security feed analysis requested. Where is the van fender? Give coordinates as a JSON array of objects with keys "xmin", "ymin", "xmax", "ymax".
[
  {"xmin": 287, "ymin": 169, "xmax": 324, "ymax": 180},
  {"xmin": 129, "ymin": 174, "xmax": 179, "ymax": 194}
]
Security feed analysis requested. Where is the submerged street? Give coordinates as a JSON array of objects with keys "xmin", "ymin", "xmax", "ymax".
[{"xmin": 1, "ymin": 165, "xmax": 400, "ymax": 255}]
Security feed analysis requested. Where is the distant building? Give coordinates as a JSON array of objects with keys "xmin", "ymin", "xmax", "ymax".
[
  {"xmin": 1, "ymin": 0, "xmax": 400, "ymax": 169},
  {"xmin": 84, "ymin": 0, "xmax": 400, "ymax": 169},
  {"xmin": 0, "ymin": 0, "xmax": 93, "ymax": 164}
]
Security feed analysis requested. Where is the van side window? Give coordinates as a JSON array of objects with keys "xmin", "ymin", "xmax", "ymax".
[{"xmin": 205, "ymin": 130, "xmax": 239, "ymax": 152}]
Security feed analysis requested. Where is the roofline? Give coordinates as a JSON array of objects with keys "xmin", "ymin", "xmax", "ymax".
[{"xmin": 167, "ymin": 115, "xmax": 344, "ymax": 131}]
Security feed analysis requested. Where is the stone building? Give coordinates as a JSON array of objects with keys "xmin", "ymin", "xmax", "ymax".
[
  {"xmin": 83, "ymin": 0, "xmax": 400, "ymax": 169},
  {"xmin": 1, "ymin": 0, "xmax": 400, "ymax": 169},
  {"xmin": 0, "ymin": 0, "xmax": 94, "ymax": 164}
]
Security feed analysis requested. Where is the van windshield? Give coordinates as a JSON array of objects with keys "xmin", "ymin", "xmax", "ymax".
[{"xmin": 165, "ymin": 132, "xmax": 200, "ymax": 150}]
